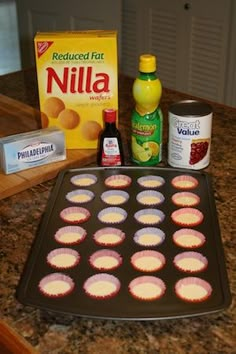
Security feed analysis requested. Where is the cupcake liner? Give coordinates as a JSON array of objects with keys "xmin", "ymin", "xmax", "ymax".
[
  {"xmin": 134, "ymin": 227, "xmax": 165, "ymax": 247},
  {"xmin": 98, "ymin": 207, "xmax": 127, "ymax": 224},
  {"xmin": 171, "ymin": 175, "xmax": 198, "ymax": 190},
  {"xmin": 131, "ymin": 250, "xmax": 166, "ymax": 272},
  {"xmin": 54, "ymin": 226, "xmax": 87, "ymax": 245},
  {"xmin": 93, "ymin": 227, "xmax": 125, "ymax": 246},
  {"xmin": 83, "ymin": 273, "xmax": 121, "ymax": 299},
  {"xmin": 70, "ymin": 173, "xmax": 97, "ymax": 187},
  {"xmin": 173, "ymin": 228, "xmax": 206, "ymax": 249},
  {"xmin": 136, "ymin": 190, "xmax": 165, "ymax": 206},
  {"xmin": 66, "ymin": 189, "xmax": 94, "ymax": 204},
  {"xmin": 60, "ymin": 206, "xmax": 90, "ymax": 224},
  {"xmin": 129, "ymin": 276, "xmax": 166, "ymax": 301},
  {"xmin": 47, "ymin": 248, "xmax": 80, "ymax": 270},
  {"xmin": 104, "ymin": 174, "xmax": 132, "ymax": 189},
  {"xmin": 175, "ymin": 277, "xmax": 212, "ymax": 302},
  {"xmin": 173, "ymin": 251, "xmax": 208, "ymax": 273},
  {"xmin": 38, "ymin": 273, "xmax": 75, "ymax": 298},
  {"xmin": 172, "ymin": 192, "xmax": 200, "ymax": 207},
  {"xmin": 89, "ymin": 249, "xmax": 122, "ymax": 271},
  {"xmin": 137, "ymin": 175, "xmax": 165, "ymax": 188},
  {"xmin": 134, "ymin": 209, "xmax": 165, "ymax": 225},
  {"xmin": 101, "ymin": 190, "xmax": 129, "ymax": 205},
  {"xmin": 171, "ymin": 208, "xmax": 204, "ymax": 227}
]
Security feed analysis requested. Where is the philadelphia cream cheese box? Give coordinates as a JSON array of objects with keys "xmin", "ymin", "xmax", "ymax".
[{"xmin": 0, "ymin": 127, "xmax": 66, "ymax": 174}]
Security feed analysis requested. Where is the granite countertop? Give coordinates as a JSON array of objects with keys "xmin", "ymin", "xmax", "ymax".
[{"xmin": 0, "ymin": 68, "xmax": 235, "ymax": 353}]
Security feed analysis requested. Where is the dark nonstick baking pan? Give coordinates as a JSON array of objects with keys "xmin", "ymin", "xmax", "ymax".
[{"xmin": 16, "ymin": 167, "xmax": 231, "ymax": 320}]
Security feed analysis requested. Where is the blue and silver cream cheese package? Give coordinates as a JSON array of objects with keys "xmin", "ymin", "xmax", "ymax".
[{"xmin": 0, "ymin": 127, "xmax": 66, "ymax": 174}]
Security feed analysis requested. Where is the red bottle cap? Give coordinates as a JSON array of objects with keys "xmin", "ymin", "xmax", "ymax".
[{"xmin": 104, "ymin": 109, "xmax": 117, "ymax": 123}]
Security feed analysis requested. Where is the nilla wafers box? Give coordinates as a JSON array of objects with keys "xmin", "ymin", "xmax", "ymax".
[{"xmin": 34, "ymin": 31, "xmax": 118, "ymax": 149}]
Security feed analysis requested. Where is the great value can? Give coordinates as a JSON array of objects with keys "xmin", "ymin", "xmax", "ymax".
[{"xmin": 168, "ymin": 100, "xmax": 212, "ymax": 170}]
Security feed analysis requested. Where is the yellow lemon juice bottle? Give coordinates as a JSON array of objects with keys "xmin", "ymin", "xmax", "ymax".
[{"xmin": 131, "ymin": 54, "xmax": 163, "ymax": 165}]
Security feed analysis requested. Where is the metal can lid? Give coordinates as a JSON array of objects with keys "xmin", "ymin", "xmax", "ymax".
[{"xmin": 169, "ymin": 100, "xmax": 212, "ymax": 117}]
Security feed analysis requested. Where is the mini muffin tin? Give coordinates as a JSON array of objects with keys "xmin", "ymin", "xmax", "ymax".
[{"xmin": 17, "ymin": 167, "xmax": 231, "ymax": 320}]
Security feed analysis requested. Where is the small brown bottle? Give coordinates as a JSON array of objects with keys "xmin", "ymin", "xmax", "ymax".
[{"xmin": 98, "ymin": 109, "xmax": 124, "ymax": 166}]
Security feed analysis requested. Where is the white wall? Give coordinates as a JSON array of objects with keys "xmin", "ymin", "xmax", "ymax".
[
  {"xmin": 0, "ymin": 0, "xmax": 21, "ymax": 74},
  {"xmin": 225, "ymin": 0, "xmax": 236, "ymax": 107}
]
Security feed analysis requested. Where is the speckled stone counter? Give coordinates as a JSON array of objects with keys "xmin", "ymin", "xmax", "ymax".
[{"xmin": 0, "ymin": 69, "xmax": 235, "ymax": 353}]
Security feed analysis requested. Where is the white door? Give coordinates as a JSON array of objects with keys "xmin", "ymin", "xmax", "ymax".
[
  {"xmin": 16, "ymin": 0, "xmax": 122, "ymax": 68},
  {"xmin": 122, "ymin": 0, "xmax": 189, "ymax": 87},
  {"xmin": 147, "ymin": 0, "xmax": 231, "ymax": 102},
  {"xmin": 185, "ymin": 0, "xmax": 231, "ymax": 102},
  {"xmin": 122, "ymin": 0, "xmax": 232, "ymax": 104}
]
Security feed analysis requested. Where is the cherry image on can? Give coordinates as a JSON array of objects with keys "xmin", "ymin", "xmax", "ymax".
[{"xmin": 189, "ymin": 140, "xmax": 209, "ymax": 165}]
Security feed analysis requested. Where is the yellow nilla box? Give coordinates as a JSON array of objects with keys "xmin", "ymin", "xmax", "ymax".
[{"xmin": 34, "ymin": 31, "xmax": 118, "ymax": 149}]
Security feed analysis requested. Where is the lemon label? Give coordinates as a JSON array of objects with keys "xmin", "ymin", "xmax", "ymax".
[{"xmin": 131, "ymin": 107, "xmax": 163, "ymax": 165}]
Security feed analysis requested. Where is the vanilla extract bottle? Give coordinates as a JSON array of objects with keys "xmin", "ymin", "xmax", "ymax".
[{"xmin": 98, "ymin": 109, "xmax": 124, "ymax": 166}]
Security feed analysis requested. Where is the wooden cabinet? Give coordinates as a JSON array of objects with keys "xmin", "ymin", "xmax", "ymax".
[{"xmin": 121, "ymin": 0, "xmax": 233, "ymax": 104}]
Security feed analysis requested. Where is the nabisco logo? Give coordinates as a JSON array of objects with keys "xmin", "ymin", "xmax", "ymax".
[{"xmin": 37, "ymin": 41, "xmax": 53, "ymax": 58}]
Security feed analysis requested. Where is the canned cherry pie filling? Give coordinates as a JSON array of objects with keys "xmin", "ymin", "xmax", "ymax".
[{"xmin": 168, "ymin": 100, "xmax": 212, "ymax": 170}]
